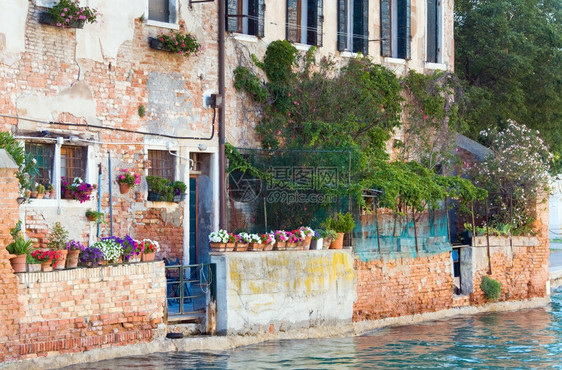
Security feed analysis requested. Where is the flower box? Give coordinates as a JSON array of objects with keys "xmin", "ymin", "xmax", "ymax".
[
  {"xmin": 149, "ymin": 37, "xmax": 170, "ymax": 52},
  {"xmin": 147, "ymin": 191, "xmax": 164, "ymax": 202},
  {"xmin": 173, "ymin": 193, "xmax": 186, "ymax": 202},
  {"xmin": 38, "ymin": 11, "xmax": 85, "ymax": 29}
]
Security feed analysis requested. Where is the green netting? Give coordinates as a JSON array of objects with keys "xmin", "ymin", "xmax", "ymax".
[{"xmin": 227, "ymin": 147, "xmax": 452, "ymax": 261}]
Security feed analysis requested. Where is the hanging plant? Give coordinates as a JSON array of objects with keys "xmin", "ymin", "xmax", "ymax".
[{"xmin": 149, "ymin": 31, "xmax": 201, "ymax": 57}]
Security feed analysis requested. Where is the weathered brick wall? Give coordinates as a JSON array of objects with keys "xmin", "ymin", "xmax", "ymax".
[
  {"xmin": 16, "ymin": 263, "xmax": 166, "ymax": 360},
  {"xmin": 0, "ymin": 166, "xmax": 23, "ymax": 362},
  {"xmin": 353, "ymin": 252, "xmax": 454, "ymax": 321}
]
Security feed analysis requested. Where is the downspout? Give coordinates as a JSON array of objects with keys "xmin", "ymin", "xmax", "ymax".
[{"xmin": 218, "ymin": 0, "xmax": 226, "ymax": 229}]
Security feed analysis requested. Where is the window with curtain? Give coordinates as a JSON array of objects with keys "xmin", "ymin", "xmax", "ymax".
[
  {"xmin": 380, "ymin": 0, "xmax": 411, "ymax": 59},
  {"xmin": 226, "ymin": 0, "xmax": 265, "ymax": 37},
  {"xmin": 286, "ymin": 0, "xmax": 323, "ymax": 46},
  {"xmin": 337, "ymin": 0, "xmax": 369, "ymax": 54}
]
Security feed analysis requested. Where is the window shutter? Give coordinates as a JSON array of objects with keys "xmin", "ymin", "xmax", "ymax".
[
  {"xmin": 287, "ymin": 0, "xmax": 298, "ymax": 42},
  {"xmin": 226, "ymin": 0, "xmax": 238, "ymax": 32},
  {"xmin": 427, "ymin": 0, "xmax": 437, "ymax": 62},
  {"xmin": 361, "ymin": 0, "xmax": 369, "ymax": 54},
  {"xmin": 315, "ymin": 0, "xmax": 323, "ymax": 46},
  {"xmin": 337, "ymin": 0, "xmax": 347, "ymax": 51},
  {"xmin": 256, "ymin": 0, "xmax": 265, "ymax": 37},
  {"xmin": 397, "ymin": 0, "xmax": 410, "ymax": 59},
  {"xmin": 380, "ymin": 0, "xmax": 391, "ymax": 56}
]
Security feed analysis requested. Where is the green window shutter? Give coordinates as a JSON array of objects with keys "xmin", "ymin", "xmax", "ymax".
[
  {"xmin": 226, "ymin": 0, "xmax": 238, "ymax": 32},
  {"xmin": 337, "ymin": 0, "xmax": 347, "ymax": 51},
  {"xmin": 380, "ymin": 0, "xmax": 391, "ymax": 56},
  {"xmin": 307, "ymin": 0, "xmax": 323, "ymax": 46},
  {"xmin": 426, "ymin": 0, "xmax": 437, "ymax": 62},
  {"xmin": 397, "ymin": 0, "xmax": 410, "ymax": 59},
  {"xmin": 287, "ymin": 0, "xmax": 298, "ymax": 42},
  {"xmin": 405, "ymin": 0, "xmax": 411, "ymax": 59}
]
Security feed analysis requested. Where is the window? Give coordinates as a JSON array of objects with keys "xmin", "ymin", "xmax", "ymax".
[
  {"xmin": 26, "ymin": 143, "xmax": 86, "ymax": 186},
  {"xmin": 148, "ymin": 0, "xmax": 177, "ymax": 24},
  {"xmin": 286, "ymin": 0, "xmax": 323, "ymax": 46},
  {"xmin": 226, "ymin": 0, "xmax": 265, "ymax": 37},
  {"xmin": 337, "ymin": 0, "xmax": 369, "ymax": 54},
  {"xmin": 380, "ymin": 0, "xmax": 411, "ymax": 59},
  {"xmin": 148, "ymin": 150, "xmax": 175, "ymax": 181},
  {"xmin": 426, "ymin": 0, "xmax": 441, "ymax": 63}
]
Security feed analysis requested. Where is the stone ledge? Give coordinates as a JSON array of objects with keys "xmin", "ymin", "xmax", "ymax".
[
  {"xmin": 17, "ymin": 261, "xmax": 165, "ymax": 284},
  {"xmin": 472, "ymin": 236, "xmax": 539, "ymax": 247}
]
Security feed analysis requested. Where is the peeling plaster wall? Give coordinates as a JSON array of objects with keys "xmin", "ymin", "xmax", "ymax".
[
  {"xmin": 211, "ymin": 250, "xmax": 357, "ymax": 335},
  {"xmin": 0, "ymin": 0, "xmax": 28, "ymax": 65}
]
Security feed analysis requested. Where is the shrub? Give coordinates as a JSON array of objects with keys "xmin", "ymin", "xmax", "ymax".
[
  {"xmin": 47, "ymin": 222, "xmax": 69, "ymax": 250},
  {"xmin": 322, "ymin": 212, "xmax": 355, "ymax": 234},
  {"xmin": 480, "ymin": 275, "xmax": 501, "ymax": 301}
]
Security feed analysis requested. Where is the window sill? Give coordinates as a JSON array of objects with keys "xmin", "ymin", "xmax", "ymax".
[
  {"xmin": 230, "ymin": 33, "xmax": 258, "ymax": 43},
  {"xmin": 21, "ymin": 198, "xmax": 93, "ymax": 208},
  {"xmin": 383, "ymin": 57, "xmax": 407, "ymax": 64},
  {"xmin": 340, "ymin": 51, "xmax": 360, "ymax": 58},
  {"xmin": 293, "ymin": 43, "xmax": 312, "ymax": 52},
  {"xmin": 146, "ymin": 20, "xmax": 180, "ymax": 30},
  {"xmin": 425, "ymin": 62, "xmax": 447, "ymax": 70}
]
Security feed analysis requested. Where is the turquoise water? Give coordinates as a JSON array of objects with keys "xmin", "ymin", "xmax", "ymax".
[{"xmin": 67, "ymin": 290, "xmax": 562, "ymax": 369}]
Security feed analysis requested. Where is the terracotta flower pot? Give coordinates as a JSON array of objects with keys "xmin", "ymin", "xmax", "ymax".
[
  {"xmin": 274, "ymin": 241, "xmax": 286, "ymax": 251},
  {"xmin": 329, "ymin": 233, "xmax": 345, "ymax": 249},
  {"xmin": 263, "ymin": 243, "xmax": 274, "ymax": 251},
  {"xmin": 210, "ymin": 242, "xmax": 226, "ymax": 252},
  {"xmin": 28, "ymin": 263, "xmax": 41, "ymax": 272},
  {"xmin": 225, "ymin": 242, "xmax": 235, "ymax": 252},
  {"xmin": 303, "ymin": 236, "xmax": 312, "ymax": 250},
  {"xmin": 119, "ymin": 182, "xmax": 131, "ymax": 194},
  {"xmin": 41, "ymin": 261, "xmax": 53, "ymax": 272},
  {"xmin": 9, "ymin": 254, "xmax": 27, "ymax": 273},
  {"xmin": 66, "ymin": 249, "xmax": 81, "ymax": 269},
  {"xmin": 142, "ymin": 252, "xmax": 155, "ymax": 262},
  {"xmin": 53, "ymin": 250, "xmax": 68, "ymax": 269},
  {"xmin": 63, "ymin": 189, "xmax": 74, "ymax": 199},
  {"xmin": 286, "ymin": 242, "xmax": 298, "ymax": 250},
  {"xmin": 248, "ymin": 242, "xmax": 263, "ymax": 251},
  {"xmin": 234, "ymin": 243, "xmax": 248, "ymax": 252}
]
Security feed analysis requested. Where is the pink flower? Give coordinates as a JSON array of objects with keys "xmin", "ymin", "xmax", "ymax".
[
  {"xmin": 181, "ymin": 43, "xmax": 185, "ymax": 47},
  {"xmin": 423, "ymin": 115, "xmax": 428, "ymax": 120},
  {"xmin": 159, "ymin": 38, "xmax": 164, "ymax": 42},
  {"xmin": 287, "ymin": 92, "xmax": 291, "ymax": 97},
  {"xmin": 61, "ymin": 12, "xmax": 65, "ymax": 16},
  {"xmin": 63, "ymin": 8, "xmax": 68, "ymax": 11},
  {"xmin": 276, "ymin": 131, "xmax": 281, "ymax": 135}
]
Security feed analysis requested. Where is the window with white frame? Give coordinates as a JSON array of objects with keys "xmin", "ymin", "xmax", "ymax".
[
  {"xmin": 426, "ymin": 0, "xmax": 441, "ymax": 63},
  {"xmin": 337, "ymin": 0, "xmax": 369, "ymax": 54},
  {"xmin": 286, "ymin": 0, "xmax": 323, "ymax": 46},
  {"xmin": 148, "ymin": 0, "xmax": 177, "ymax": 25},
  {"xmin": 226, "ymin": 0, "xmax": 265, "ymax": 37},
  {"xmin": 25, "ymin": 142, "xmax": 87, "ymax": 188},
  {"xmin": 380, "ymin": 0, "xmax": 411, "ymax": 59}
]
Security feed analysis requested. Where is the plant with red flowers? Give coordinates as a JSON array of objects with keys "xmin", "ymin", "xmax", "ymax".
[
  {"xmin": 157, "ymin": 30, "xmax": 201, "ymax": 56},
  {"xmin": 31, "ymin": 249, "xmax": 62, "ymax": 262},
  {"xmin": 48, "ymin": 0, "xmax": 97, "ymax": 28},
  {"xmin": 141, "ymin": 239, "xmax": 160, "ymax": 254}
]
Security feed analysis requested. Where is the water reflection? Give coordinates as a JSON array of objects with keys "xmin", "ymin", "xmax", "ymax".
[{"xmin": 66, "ymin": 290, "xmax": 562, "ymax": 369}]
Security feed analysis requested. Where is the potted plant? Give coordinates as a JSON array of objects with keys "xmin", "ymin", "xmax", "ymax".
[
  {"xmin": 6, "ymin": 221, "xmax": 34, "ymax": 273},
  {"xmin": 46, "ymin": 183, "xmax": 55, "ymax": 199},
  {"xmin": 299, "ymin": 226, "xmax": 315, "ymax": 250},
  {"xmin": 116, "ymin": 168, "xmax": 141, "ymax": 194},
  {"xmin": 79, "ymin": 246, "xmax": 104, "ymax": 268},
  {"xmin": 39, "ymin": 0, "xmax": 98, "ymax": 29},
  {"xmin": 47, "ymin": 222, "xmax": 69, "ymax": 269},
  {"xmin": 247, "ymin": 233, "xmax": 263, "ymax": 251},
  {"xmin": 118, "ymin": 235, "xmax": 142, "ymax": 262},
  {"xmin": 61, "ymin": 177, "xmax": 96, "ymax": 203},
  {"xmin": 149, "ymin": 31, "xmax": 201, "ymax": 57},
  {"xmin": 29, "ymin": 182, "xmax": 38, "ymax": 198},
  {"xmin": 26, "ymin": 253, "xmax": 42, "ymax": 272},
  {"xmin": 146, "ymin": 175, "xmax": 171, "ymax": 201},
  {"xmin": 36, "ymin": 183, "xmax": 45, "ymax": 199},
  {"xmin": 31, "ymin": 249, "xmax": 60, "ymax": 272},
  {"xmin": 172, "ymin": 181, "xmax": 187, "ymax": 202},
  {"xmin": 260, "ymin": 232, "xmax": 275, "ymax": 251},
  {"xmin": 140, "ymin": 238, "xmax": 160, "ymax": 261},
  {"xmin": 286, "ymin": 230, "xmax": 302, "ymax": 250},
  {"xmin": 66, "ymin": 240, "xmax": 85, "ymax": 269},
  {"xmin": 85, "ymin": 209, "xmax": 104, "ymax": 223},
  {"xmin": 226, "ymin": 233, "xmax": 238, "ymax": 252},
  {"xmin": 94, "ymin": 238, "xmax": 124, "ymax": 264},
  {"xmin": 310, "ymin": 229, "xmax": 325, "ymax": 250},
  {"xmin": 321, "ymin": 212, "xmax": 355, "ymax": 249},
  {"xmin": 208, "ymin": 229, "xmax": 229, "ymax": 252},
  {"xmin": 273, "ymin": 230, "xmax": 289, "ymax": 250},
  {"xmin": 235, "ymin": 232, "xmax": 251, "ymax": 252}
]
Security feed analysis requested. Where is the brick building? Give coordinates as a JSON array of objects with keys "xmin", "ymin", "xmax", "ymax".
[{"xmin": 0, "ymin": 0, "xmax": 454, "ymax": 264}]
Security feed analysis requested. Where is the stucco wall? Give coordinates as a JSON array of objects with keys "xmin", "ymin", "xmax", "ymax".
[{"xmin": 211, "ymin": 250, "xmax": 357, "ymax": 335}]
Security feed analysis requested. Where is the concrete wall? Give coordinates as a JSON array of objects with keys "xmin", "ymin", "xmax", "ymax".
[{"xmin": 211, "ymin": 250, "xmax": 357, "ymax": 335}]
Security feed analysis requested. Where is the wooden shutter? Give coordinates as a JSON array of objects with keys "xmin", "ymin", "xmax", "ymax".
[
  {"xmin": 380, "ymin": 0, "xmax": 391, "ymax": 56},
  {"xmin": 427, "ymin": 0, "xmax": 437, "ymax": 62},
  {"xmin": 255, "ymin": 0, "xmax": 265, "ymax": 37},
  {"xmin": 226, "ymin": 0, "xmax": 239, "ymax": 32},
  {"xmin": 337, "ymin": 0, "xmax": 347, "ymax": 51},
  {"xmin": 287, "ymin": 0, "xmax": 299, "ymax": 42},
  {"xmin": 148, "ymin": 0, "xmax": 169, "ymax": 23}
]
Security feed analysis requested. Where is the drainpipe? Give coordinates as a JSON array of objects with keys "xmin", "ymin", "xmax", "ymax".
[
  {"xmin": 55, "ymin": 137, "xmax": 63, "ymax": 215},
  {"xmin": 218, "ymin": 0, "xmax": 226, "ymax": 229}
]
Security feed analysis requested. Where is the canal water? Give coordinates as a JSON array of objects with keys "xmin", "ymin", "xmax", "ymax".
[{"xmin": 67, "ymin": 289, "xmax": 562, "ymax": 369}]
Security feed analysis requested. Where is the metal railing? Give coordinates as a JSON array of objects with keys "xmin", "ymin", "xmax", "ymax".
[{"xmin": 165, "ymin": 262, "xmax": 213, "ymax": 317}]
